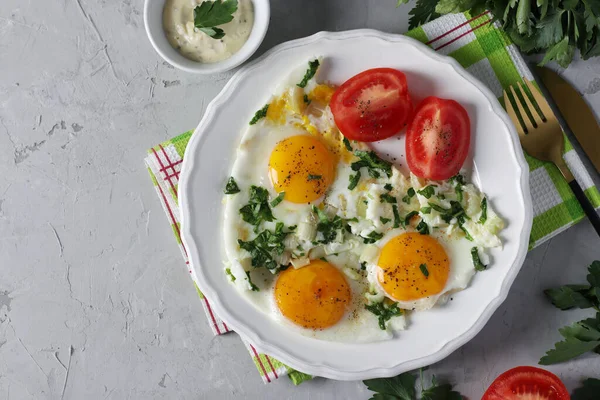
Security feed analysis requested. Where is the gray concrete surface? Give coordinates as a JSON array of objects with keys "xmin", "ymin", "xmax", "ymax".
[{"xmin": 1, "ymin": 0, "xmax": 600, "ymax": 398}]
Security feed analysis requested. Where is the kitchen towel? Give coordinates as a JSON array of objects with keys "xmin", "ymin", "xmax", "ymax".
[{"xmin": 144, "ymin": 10, "xmax": 600, "ymax": 384}]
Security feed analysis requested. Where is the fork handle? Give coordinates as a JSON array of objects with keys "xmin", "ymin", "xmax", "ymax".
[{"xmin": 569, "ymin": 179, "xmax": 600, "ymax": 237}]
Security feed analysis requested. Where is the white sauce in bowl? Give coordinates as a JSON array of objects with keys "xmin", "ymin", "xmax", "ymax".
[{"xmin": 163, "ymin": 0, "xmax": 254, "ymax": 63}]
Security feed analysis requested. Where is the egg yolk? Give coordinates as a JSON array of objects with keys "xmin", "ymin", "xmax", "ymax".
[
  {"xmin": 274, "ymin": 260, "xmax": 351, "ymax": 329},
  {"xmin": 269, "ymin": 135, "xmax": 336, "ymax": 203},
  {"xmin": 377, "ymin": 232, "xmax": 449, "ymax": 301}
]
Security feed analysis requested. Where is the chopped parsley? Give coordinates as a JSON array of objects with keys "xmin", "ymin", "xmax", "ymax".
[
  {"xmin": 360, "ymin": 261, "xmax": 367, "ymax": 270},
  {"xmin": 421, "ymin": 207, "xmax": 432, "ymax": 214},
  {"xmin": 224, "ymin": 176, "xmax": 240, "ymax": 194},
  {"xmin": 428, "ymin": 202, "xmax": 448, "ymax": 214},
  {"xmin": 193, "ymin": 0, "xmax": 238, "ymax": 39},
  {"xmin": 297, "ymin": 59, "xmax": 320, "ymax": 88},
  {"xmin": 417, "ymin": 185, "xmax": 436, "ymax": 199},
  {"xmin": 458, "ymin": 215, "xmax": 474, "ymax": 241},
  {"xmin": 416, "ymin": 220, "xmax": 429, "ymax": 235},
  {"xmin": 404, "ymin": 211, "xmax": 419, "ymax": 227},
  {"xmin": 270, "ymin": 192, "xmax": 285, "ymax": 207},
  {"xmin": 479, "ymin": 197, "xmax": 488, "ymax": 224},
  {"xmin": 471, "ymin": 247, "xmax": 486, "ymax": 271},
  {"xmin": 365, "ymin": 301, "xmax": 402, "ymax": 330},
  {"xmin": 307, "ymin": 174, "xmax": 322, "ymax": 181},
  {"xmin": 351, "ymin": 150, "xmax": 392, "ymax": 178},
  {"xmin": 402, "ymin": 187, "xmax": 416, "ymax": 204},
  {"xmin": 419, "ymin": 263, "xmax": 429, "ymax": 277},
  {"xmin": 455, "ymin": 185, "xmax": 463, "ymax": 203},
  {"xmin": 245, "ymin": 271, "xmax": 259, "ymax": 291},
  {"xmin": 363, "ymin": 231, "xmax": 384, "ymax": 244},
  {"xmin": 380, "ymin": 193, "xmax": 397, "ymax": 204},
  {"xmin": 303, "ymin": 94, "xmax": 311, "ymax": 104},
  {"xmin": 313, "ymin": 206, "xmax": 345, "ymax": 244},
  {"xmin": 348, "ymin": 171, "xmax": 361, "ymax": 190},
  {"xmin": 239, "ymin": 185, "xmax": 274, "ymax": 231},
  {"xmin": 380, "ymin": 217, "xmax": 391, "ymax": 225},
  {"xmin": 249, "ymin": 104, "xmax": 269, "ymax": 125},
  {"xmin": 237, "ymin": 222, "xmax": 289, "ymax": 272},
  {"xmin": 225, "ymin": 267, "xmax": 236, "ymax": 282},
  {"xmin": 392, "ymin": 205, "xmax": 401, "ymax": 228},
  {"xmin": 343, "ymin": 137, "xmax": 353, "ymax": 152},
  {"xmin": 384, "ymin": 183, "xmax": 393, "ymax": 191},
  {"xmin": 449, "ymin": 174, "xmax": 466, "ymax": 186}
]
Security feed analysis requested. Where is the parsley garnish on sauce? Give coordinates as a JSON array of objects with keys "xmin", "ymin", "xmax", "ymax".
[
  {"xmin": 297, "ymin": 59, "xmax": 320, "ymax": 88},
  {"xmin": 224, "ymin": 176, "xmax": 240, "ymax": 194},
  {"xmin": 249, "ymin": 104, "xmax": 269, "ymax": 125},
  {"xmin": 365, "ymin": 301, "xmax": 402, "ymax": 330},
  {"xmin": 471, "ymin": 247, "xmax": 486, "ymax": 271},
  {"xmin": 239, "ymin": 185, "xmax": 274, "ymax": 231},
  {"xmin": 351, "ymin": 150, "xmax": 392, "ymax": 178},
  {"xmin": 193, "ymin": 0, "xmax": 238, "ymax": 39}
]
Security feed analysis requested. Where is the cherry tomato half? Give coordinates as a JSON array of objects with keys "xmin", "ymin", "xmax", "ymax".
[{"xmin": 482, "ymin": 366, "xmax": 570, "ymax": 400}]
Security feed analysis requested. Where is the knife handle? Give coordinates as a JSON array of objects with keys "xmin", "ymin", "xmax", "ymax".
[{"xmin": 569, "ymin": 179, "xmax": 600, "ymax": 237}]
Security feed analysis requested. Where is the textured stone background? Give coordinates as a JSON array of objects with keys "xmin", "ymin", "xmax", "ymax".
[{"xmin": 1, "ymin": 0, "xmax": 600, "ymax": 398}]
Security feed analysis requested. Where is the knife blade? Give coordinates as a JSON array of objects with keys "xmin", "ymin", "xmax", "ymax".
[{"xmin": 535, "ymin": 66, "xmax": 600, "ymax": 173}]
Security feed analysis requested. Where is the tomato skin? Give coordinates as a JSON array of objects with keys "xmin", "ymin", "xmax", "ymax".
[
  {"xmin": 405, "ymin": 96, "xmax": 471, "ymax": 180},
  {"xmin": 330, "ymin": 68, "xmax": 412, "ymax": 142},
  {"xmin": 482, "ymin": 366, "xmax": 570, "ymax": 400}
]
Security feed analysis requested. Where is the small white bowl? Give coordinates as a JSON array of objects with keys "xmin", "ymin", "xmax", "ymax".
[{"xmin": 144, "ymin": 0, "xmax": 270, "ymax": 74}]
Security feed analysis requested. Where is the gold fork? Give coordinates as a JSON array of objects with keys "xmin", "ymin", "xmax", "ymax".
[{"xmin": 504, "ymin": 80, "xmax": 600, "ymax": 236}]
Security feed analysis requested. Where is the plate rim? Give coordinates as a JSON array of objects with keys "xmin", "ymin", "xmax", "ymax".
[{"xmin": 179, "ymin": 29, "xmax": 533, "ymax": 380}]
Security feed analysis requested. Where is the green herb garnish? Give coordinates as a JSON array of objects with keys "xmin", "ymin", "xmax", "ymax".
[
  {"xmin": 297, "ymin": 59, "xmax": 320, "ymax": 88},
  {"xmin": 249, "ymin": 104, "xmax": 269, "ymax": 125},
  {"xmin": 404, "ymin": 211, "xmax": 419, "ymax": 227},
  {"xmin": 421, "ymin": 207, "xmax": 432, "ymax": 214},
  {"xmin": 303, "ymin": 94, "xmax": 311, "ymax": 104},
  {"xmin": 416, "ymin": 220, "xmax": 429, "ymax": 235},
  {"xmin": 384, "ymin": 183, "xmax": 393, "ymax": 191},
  {"xmin": 380, "ymin": 217, "xmax": 392, "ymax": 225},
  {"xmin": 313, "ymin": 206, "xmax": 345, "ymax": 244},
  {"xmin": 364, "ymin": 369, "xmax": 464, "ymax": 400},
  {"xmin": 225, "ymin": 267, "xmax": 236, "ymax": 282},
  {"xmin": 392, "ymin": 205, "xmax": 401, "ymax": 228},
  {"xmin": 471, "ymin": 247, "xmax": 486, "ymax": 271},
  {"xmin": 365, "ymin": 301, "xmax": 402, "ymax": 330},
  {"xmin": 402, "ymin": 187, "xmax": 416, "ymax": 204},
  {"xmin": 363, "ymin": 231, "xmax": 384, "ymax": 244},
  {"xmin": 457, "ymin": 215, "xmax": 474, "ymax": 241},
  {"xmin": 245, "ymin": 270, "xmax": 259, "ymax": 291},
  {"xmin": 455, "ymin": 185, "xmax": 463, "ymax": 203},
  {"xmin": 448, "ymin": 174, "xmax": 466, "ymax": 186},
  {"xmin": 348, "ymin": 171, "xmax": 361, "ymax": 190},
  {"xmin": 239, "ymin": 185, "xmax": 274, "ymax": 231},
  {"xmin": 360, "ymin": 262, "xmax": 367, "ymax": 270},
  {"xmin": 193, "ymin": 0, "xmax": 238, "ymax": 39},
  {"xmin": 351, "ymin": 150, "xmax": 392, "ymax": 178},
  {"xmin": 270, "ymin": 192, "xmax": 285, "ymax": 207},
  {"xmin": 307, "ymin": 174, "xmax": 322, "ymax": 181},
  {"xmin": 417, "ymin": 185, "xmax": 436, "ymax": 199},
  {"xmin": 238, "ymin": 222, "xmax": 289, "ymax": 272},
  {"xmin": 419, "ymin": 263, "xmax": 429, "ymax": 277},
  {"xmin": 572, "ymin": 378, "xmax": 600, "ymax": 400},
  {"xmin": 343, "ymin": 137, "xmax": 353, "ymax": 152},
  {"xmin": 479, "ymin": 197, "xmax": 488, "ymax": 224},
  {"xmin": 224, "ymin": 176, "xmax": 240, "ymax": 194},
  {"xmin": 380, "ymin": 193, "xmax": 397, "ymax": 204}
]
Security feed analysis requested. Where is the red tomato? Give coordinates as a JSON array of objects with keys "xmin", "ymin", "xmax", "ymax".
[
  {"xmin": 405, "ymin": 96, "xmax": 470, "ymax": 180},
  {"xmin": 330, "ymin": 68, "xmax": 412, "ymax": 142},
  {"xmin": 482, "ymin": 366, "xmax": 570, "ymax": 400}
]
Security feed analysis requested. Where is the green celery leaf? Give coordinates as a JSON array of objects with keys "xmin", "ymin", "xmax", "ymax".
[
  {"xmin": 539, "ymin": 337, "xmax": 600, "ymax": 365},
  {"xmin": 364, "ymin": 372, "xmax": 417, "ymax": 400},
  {"xmin": 516, "ymin": 0, "xmax": 533, "ymax": 34},
  {"xmin": 539, "ymin": 36, "xmax": 575, "ymax": 68},
  {"xmin": 544, "ymin": 285, "xmax": 595, "ymax": 310},
  {"xmin": 535, "ymin": 10, "xmax": 566, "ymax": 49},
  {"xmin": 572, "ymin": 378, "xmax": 600, "ymax": 400}
]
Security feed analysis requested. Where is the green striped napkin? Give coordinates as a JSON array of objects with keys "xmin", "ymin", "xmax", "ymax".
[{"xmin": 145, "ymin": 10, "xmax": 600, "ymax": 384}]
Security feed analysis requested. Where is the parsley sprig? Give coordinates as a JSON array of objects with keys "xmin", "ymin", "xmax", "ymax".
[
  {"xmin": 363, "ymin": 369, "xmax": 464, "ymax": 400},
  {"xmin": 572, "ymin": 378, "xmax": 600, "ymax": 400},
  {"xmin": 351, "ymin": 150, "xmax": 393, "ymax": 179},
  {"xmin": 297, "ymin": 59, "xmax": 320, "ymax": 88},
  {"xmin": 312, "ymin": 206, "xmax": 345, "ymax": 244},
  {"xmin": 540, "ymin": 261, "xmax": 600, "ymax": 365},
  {"xmin": 239, "ymin": 186, "xmax": 274, "ymax": 231},
  {"xmin": 193, "ymin": 0, "xmax": 238, "ymax": 39},
  {"xmin": 365, "ymin": 301, "xmax": 402, "ymax": 330},
  {"xmin": 237, "ymin": 222, "xmax": 290, "ymax": 274}
]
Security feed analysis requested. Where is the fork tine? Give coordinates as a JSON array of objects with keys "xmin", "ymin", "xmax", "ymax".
[
  {"xmin": 509, "ymin": 85, "xmax": 532, "ymax": 133},
  {"xmin": 503, "ymin": 89, "xmax": 525, "ymax": 137},
  {"xmin": 524, "ymin": 79, "xmax": 553, "ymax": 121},
  {"xmin": 517, "ymin": 81, "xmax": 543, "ymax": 127}
]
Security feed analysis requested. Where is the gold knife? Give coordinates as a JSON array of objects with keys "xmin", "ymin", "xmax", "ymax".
[{"xmin": 535, "ymin": 66, "xmax": 600, "ymax": 173}]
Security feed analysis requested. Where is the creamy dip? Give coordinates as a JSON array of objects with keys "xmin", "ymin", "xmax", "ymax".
[{"xmin": 163, "ymin": 0, "xmax": 254, "ymax": 63}]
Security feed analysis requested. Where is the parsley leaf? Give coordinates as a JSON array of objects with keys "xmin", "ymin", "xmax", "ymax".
[
  {"xmin": 224, "ymin": 176, "xmax": 240, "ymax": 194},
  {"xmin": 245, "ymin": 270, "xmax": 259, "ymax": 291},
  {"xmin": 307, "ymin": 174, "xmax": 322, "ymax": 181},
  {"xmin": 420, "ymin": 263, "xmax": 429, "ymax": 277},
  {"xmin": 380, "ymin": 217, "xmax": 392, "ymax": 225},
  {"xmin": 455, "ymin": 185, "xmax": 463, "ymax": 203},
  {"xmin": 193, "ymin": 0, "xmax": 238, "ymax": 39},
  {"xmin": 351, "ymin": 150, "xmax": 393, "ymax": 179},
  {"xmin": 471, "ymin": 247, "xmax": 486, "ymax": 271},
  {"xmin": 421, "ymin": 382, "xmax": 463, "ymax": 400},
  {"xmin": 238, "ymin": 222, "xmax": 289, "ymax": 272},
  {"xmin": 380, "ymin": 193, "xmax": 397, "ymax": 204},
  {"xmin": 402, "ymin": 188, "xmax": 416, "ymax": 204},
  {"xmin": 392, "ymin": 205, "xmax": 401, "ymax": 228},
  {"xmin": 303, "ymin": 94, "xmax": 311, "ymax": 105},
  {"xmin": 270, "ymin": 192, "xmax": 285, "ymax": 207},
  {"xmin": 365, "ymin": 302, "xmax": 403, "ymax": 330},
  {"xmin": 407, "ymin": 0, "xmax": 441, "ymax": 29},
  {"xmin": 416, "ymin": 220, "xmax": 430, "ymax": 235},
  {"xmin": 404, "ymin": 211, "xmax": 419, "ymax": 227},
  {"xmin": 539, "ymin": 334, "xmax": 600, "ymax": 365},
  {"xmin": 225, "ymin": 267, "xmax": 236, "ymax": 282},
  {"xmin": 239, "ymin": 186, "xmax": 274, "ymax": 231},
  {"xmin": 297, "ymin": 59, "xmax": 320, "ymax": 88},
  {"xmin": 421, "ymin": 207, "xmax": 432, "ymax": 214},
  {"xmin": 348, "ymin": 171, "xmax": 361, "ymax": 190},
  {"xmin": 479, "ymin": 198, "xmax": 488, "ymax": 224},
  {"xmin": 572, "ymin": 378, "xmax": 600, "ymax": 400},
  {"xmin": 313, "ymin": 206, "xmax": 345, "ymax": 244},
  {"xmin": 418, "ymin": 185, "xmax": 436, "ymax": 199},
  {"xmin": 363, "ymin": 231, "xmax": 384, "ymax": 244},
  {"xmin": 249, "ymin": 104, "xmax": 269, "ymax": 125},
  {"xmin": 544, "ymin": 285, "xmax": 595, "ymax": 310},
  {"xmin": 363, "ymin": 370, "xmax": 464, "ymax": 400},
  {"xmin": 343, "ymin": 137, "xmax": 353, "ymax": 152},
  {"xmin": 448, "ymin": 174, "xmax": 466, "ymax": 186}
]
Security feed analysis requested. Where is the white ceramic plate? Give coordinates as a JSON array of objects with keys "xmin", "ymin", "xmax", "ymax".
[{"xmin": 179, "ymin": 30, "xmax": 533, "ymax": 380}]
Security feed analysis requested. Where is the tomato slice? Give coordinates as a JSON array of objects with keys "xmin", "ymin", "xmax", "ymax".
[
  {"xmin": 482, "ymin": 366, "xmax": 570, "ymax": 400},
  {"xmin": 405, "ymin": 96, "xmax": 470, "ymax": 180},
  {"xmin": 330, "ymin": 68, "xmax": 412, "ymax": 142}
]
